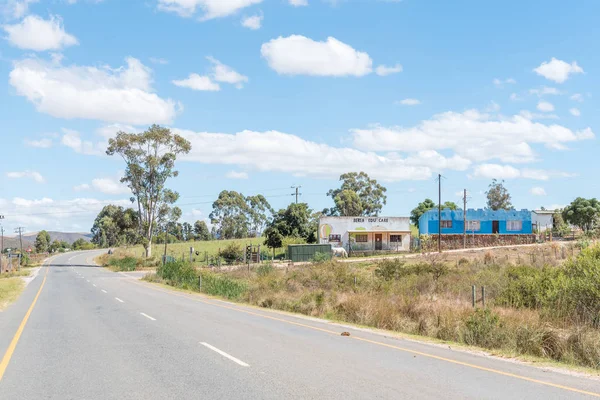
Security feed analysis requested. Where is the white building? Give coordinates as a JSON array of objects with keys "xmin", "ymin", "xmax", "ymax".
[
  {"xmin": 319, "ymin": 216, "xmax": 411, "ymax": 252},
  {"xmin": 532, "ymin": 210, "xmax": 555, "ymax": 232}
]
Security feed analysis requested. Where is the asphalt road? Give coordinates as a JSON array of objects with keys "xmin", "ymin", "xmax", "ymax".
[{"xmin": 0, "ymin": 251, "xmax": 599, "ymax": 399}]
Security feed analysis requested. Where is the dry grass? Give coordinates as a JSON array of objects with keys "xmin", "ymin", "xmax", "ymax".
[{"xmin": 0, "ymin": 278, "xmax": 25, "ymax": 310}]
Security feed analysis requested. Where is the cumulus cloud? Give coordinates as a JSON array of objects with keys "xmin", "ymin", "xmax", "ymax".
[
  {"xmin": 225, "ymin": 171, "xmax": 249, "ymax": 179},
  {"xmin": 61, "ymin": 124, "xmax": 137, "ymax": 156},
  {"xmin": 529, "ymin": 86, "xmax": 561, "ymax": 97},
  {"xmin": 2, "ymin": 0, "xmax": 39, "ymax": 20},
  {"xmin": 3, "ymin": 15, "xmax": 78, "ymax": 51},
  {"xmin": 530, "ymin": 187, "xmax": 547, "ymax": 196},
  {"xmin": 472, "ymin": 164, "xmax": 574, "ymax": 181},
  {"xmin": 157, "ymin": 0, "xmax": 262, "ymax": 20},
  {"xmin": 173, "ymin": 56, "xmax": 247, "ymax": 91},
  {"xmin": 570, "ymin": 93, "xmax": 584, "ymax": 102},
  {"xmin": 174, "ymin": 128, "xmax": 471, "ymax": 182},
  {"xmin": 569, "ymin": 108, "xmax": 581, "ymax": 117},
  {"xmin": 493, "ymin": 77, "xmax": 516, "ymax": 87},
  {"xmin": 396, "ymin": 98, "xmax": 421, "ymax": 106},
  {"xmin": 261, "ymin": 35, "xmax": 373, "ymax": 77},
  {"xmin": 509, "ymin": 93, "xmax": 523, "ymax": 101},
  {"xmin": 537, "ymin": 101, "xmax": 554, "ymax": 112},
  {"xmin": 241, "ymin": 14, "xmax": 262, "ymax": 30},
  {"xmin": 351, "ymin": 110, "xmax": 593, "ymax": 164},
  {"xmin": 9, "ymin": 57, "xmax": 177, "ymax": 125},
  {"xmin": 91, "ymin": 177, "xmax": 130, "ymax": 195},
  {"xmin": 533, "ymin": 58, "xmax": 584, "ymax": 83},
  {"xmin": 6, "ymin": 170, "xmax": 45, "ymax": 183},
  {"xmin": 375, "ymin": 64, "xmax": 402, "ymax": 76},
  {"xmin": 24, "ymin": 138, "xmax": 52, "ymax": 148},
  {"xmin": 289, "ymin": 0, "xmax": 308, "ymax": 5}
]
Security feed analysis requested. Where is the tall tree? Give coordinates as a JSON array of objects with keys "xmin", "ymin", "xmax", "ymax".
[
  {"xmin": 106, "ymin": 125, "xmax": 191, "ymax": 257},
  {"xmin": 182, "ymin": 222, "xmax": 193, "ymax": 241},
  {"xmin": 91, "ymin": 205, "xmax": 139, "ymax": 247},
  {"xmin": 209, "ymin": 191, "xmax": 273, "ymax": 239},
  {"xmin": 34, "ymin": 230, "xmax": 51, "ymax": 253},
  {"xmin": 486, "ymin": 179, "xmax": 512, "ymax": 210},
  {"xmin": 333, "ymin": 189, "xmax": 363, "ymax": 216},
  {"xmin": 327, "ymin": 172, "xmax": 387, "ymax": 216},
  {"xmin": 246, "ymin": 195, "xmax": 274, "ymax": 236},
  {"xmin": 563, "ymin": 197, "xmax": 600, "ymax": 232},
  {"xmin": 410, "ymin": 198, "xmax": 436, "ymax": 226},
  {"xmin": 193, "ymin": 220, "xmax": 212, "ymax": 241},
  {"xmin": 266, "ymin": 203, "xmax": 316, "ymax": 243}
]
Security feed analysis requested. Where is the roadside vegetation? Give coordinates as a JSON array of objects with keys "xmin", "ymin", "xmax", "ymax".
[
  {"xmin": 134, "ymin": 241, "xmax": 600, "ymax": 370},
  {"xmin": 0, "ymin": 275, "xmax": 26, "ymax": 310}
]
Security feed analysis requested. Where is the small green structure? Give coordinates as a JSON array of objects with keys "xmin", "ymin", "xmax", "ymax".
[{"xmin": 287, "ymin": 244, "xmax": 332, "ymax": 262}]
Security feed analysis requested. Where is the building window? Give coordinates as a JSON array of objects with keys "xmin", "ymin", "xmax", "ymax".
[
  {"xmin": 506, "ymin": 220, "xmax": 522, "ymax": 231},
  {"xmin": 355, "ymin": 234, "xmax": 368, "ymax": 243},
  {"xmin": 466, "ymin": 220, "xmax": 480, "ymax": 231},
  {"xmin": 329, "ymin": 234, "xmax": 341, "ymax": 242},
  {"xmin": 441, "ymin": 220, "xmax": 453, "ymax": 228},
  {"xmin": 390, "ymin": 235, "xmax": 402, "ymax": 243}
]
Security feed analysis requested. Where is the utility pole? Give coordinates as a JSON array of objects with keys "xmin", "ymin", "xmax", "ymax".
[
  {"xmin": 291, "ymin": 185, "xmax": 302, "ymax": 204},
  {"xmin": 15, "ymin": 227, "xmax": 25, "ymax": 270},
  {"xmin": 163, "ymin": 223, "xmax": 169, "ymax": 266},
  {"xmin": 0, "ymin": 224, "xmax": 3, "ymax": 273},
  {"xmin": 437, "ymin": 174, "xmax": 442, "ymax": 253},
  {"xmin": 463, "ymin": 189, "xmax": 467, "ymax": 249}
]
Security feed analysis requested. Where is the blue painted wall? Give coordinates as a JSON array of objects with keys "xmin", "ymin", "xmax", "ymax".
[{"xmin": 418, "ymin": 209, "xmax": 532, "ymax": 235}]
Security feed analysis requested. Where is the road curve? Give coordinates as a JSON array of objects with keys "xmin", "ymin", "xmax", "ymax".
[{"xmin": 0, "ymin": 251, "xmax": 599, "ymax": 399}]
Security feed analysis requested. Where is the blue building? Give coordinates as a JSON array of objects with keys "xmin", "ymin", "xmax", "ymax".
[{"xmin": 418, "ymin": 209, "xmax": 533, "ymax": 235}]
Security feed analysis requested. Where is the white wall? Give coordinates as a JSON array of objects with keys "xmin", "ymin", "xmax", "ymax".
[
  {"xmin": 532, "ymin": 212, "xmax": 554, "ymax": 232},
  {"xmin": 319, "ymin": 216, "xmax": 411, "ymax": 252}
]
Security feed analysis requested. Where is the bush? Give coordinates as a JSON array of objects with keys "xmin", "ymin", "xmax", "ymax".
[
  {"xmin": 374, "ymin": 259, "xmax": 407, "ymax": 281},
  {"xmin": 108, "ymin": 256, "xmax": 137, "ymax": 271},
  {"xmin": 20, "ymin": 254, "xmax": 31, "ymax": 266},
  {"xmin": 221, "ymin": 243, "xmax": 243, "ymax": 265},
  {"xmin": 199, "ymin": 271, "xmax": 247, "ymax": 299},
  {"xmin": 156, "ymin": 260, "xmax": 197, "ymax": 288},
  {"xmin": 312, "ymin": 252, "xmax": 331, "ymax": 263},
  {"xmin": 463, "ymin": 308, "xmax": 506, "ymax": 349},
  {"xmin": 256, "ymin": 262, "xmax": 274, "ymax": 277}
]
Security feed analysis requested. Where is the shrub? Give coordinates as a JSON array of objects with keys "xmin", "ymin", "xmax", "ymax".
[
  {"xmin": 156, "ymin": 260, "xmax": 197, "ymax": 288},
  {"xmin": 199, "ymin": 271, "xmax": 247, "ymax": 300},
  {"xmin": 108, "ymin": 256, "xmax": 137, "ymax": 271},
  {"xmin": 312, "ymin": 252, "xmax": 331, "ymax": 263},
  {"xmin": 463, "ymin": 308, "xmax": 506, "ymax": 349},
  {"xmin": 221, "ymin": 243, "xmax": 243, "ymax": 265},
  {"xmin": 374, "ymin": 259, "xmax": 406, "ymax": 281},
  {"xmin": 256, "ymin": 262, "xmax": 274, "ymax": 277}
]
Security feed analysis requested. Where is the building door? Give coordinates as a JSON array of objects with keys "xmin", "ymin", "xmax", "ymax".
[
  {"xmin": 492, "ymin": 221, "xmax": 499, "ymax": 234},
  {"xmin": 375, "ymin": 234, "xmax": 383, "ymax": 250}
]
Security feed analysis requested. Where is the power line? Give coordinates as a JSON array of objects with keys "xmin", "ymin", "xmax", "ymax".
[{"xmin": 291, "ymin": 185, "xmax": 302, "ymax": 204}]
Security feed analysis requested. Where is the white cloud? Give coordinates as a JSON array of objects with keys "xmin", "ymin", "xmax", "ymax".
[
  {"xmin": 351, "ymin": 109, "xmax": 593, "ymax": 164},
  {"xmin": 289, "ymin": 0, "xmax": 308, "ymax": 5},
  {"xmin": 173, "ymin": 74, "xmax": 220, "ymax": 91},
  {"xmin": 529, "ymin": 86, "xmax": 561, "ymax": 97},
  {"xmin": 173, "ymin": 57, "xmax": 248, "ymax": 91},
  {"xmin": 509, "ymin": 93, "xmax": 523, "ymax": 101},
  {"xmin": 537, "ymin": 101, "xmax": 554, "ymax": 112},
  {"xmin": 91, "ymin": 177, "xmax": 130, "ymax": 195},
  {"xmin": 472, "ymin": 164, "xmax": 574, "ymax": 181},
  {"xmin": 3, "ymin": 15, "xmax": 78, "ymax": 51},
  {"xmin": 73, "ymin": 183, "xmax": 90, "ymax": 191},
  {"xmin": 207, "ymin": 56, "xmax": 248, "ymax": 88},
  {"xmin": 241, "ymin": 14, "xmax": 262, "ymax": 30},
  {"xmin": 396, "ymin": 98, "xmax": 420, "ymax": 106},
  {"xmin": 375, "ymin": 64, "xmax": 402, "ymax": 76},
  {"xmin": 24, "ymin": 138, "xmax": 52, "ymax": 148},
  {"xmin": 225, "ymin": 170, "xmax": 249, "ymax": 179},
  {"xmin": 485, "ymin": 101, "xmax": 501, "ymax": 112},
  {"xmin": 530, "ymin": 187, "xmax": 546, "ymax": 196},
  {"xmin": 174, "ymin": 128, "xmax": 471, "ymax": 182},
  {"xmin": 533, "ymin": 58, "xmax": 584, "ymax": 83},
  {"xmin": 518, "ymin": 110, "xmax": 558, "ymax": 121},
  {"xmin": 6, "ymin": 170, "xmax": 45, "ymax": 183},
  {"xmin": 157, "ymin": 0, "xmax": 262, "ymax": 20},
  {"xmin": 493, "ymin": 77, "xmax": 516, "ymax": 87},
  {"xmin": 149, "ymin": 57, "xmax": 169, "ymax": 65},
  {"xmin": 570, "ymin": 93, "xmax": 583, "ymax": 102},
  {"xmin": 2, "ymin": 0, "xmax": 39, "ymax": 20},
  {"xmin": 261, "ymin": 35, "xmax": 373, "ymax": 77},
  {"xmin": 61, "ymin": 124, "xmax": 137, "ymax": 156},
  {"xmin": 9, "ymin": 57, "xmax": 177, "ymax": 125},
  {"xmin": 569, "ymin": 108, "xmax": 581, "ymax": 117}
]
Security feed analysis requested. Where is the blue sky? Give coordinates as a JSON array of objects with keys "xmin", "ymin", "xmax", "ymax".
[{"xmin": 0, "ymin": 0, "xmax": 598, "ymax": 233}]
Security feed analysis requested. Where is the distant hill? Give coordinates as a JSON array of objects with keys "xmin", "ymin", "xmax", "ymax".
[{"xmin": 2, "ymin": 232, "xmax": 92, "ymax": 251}]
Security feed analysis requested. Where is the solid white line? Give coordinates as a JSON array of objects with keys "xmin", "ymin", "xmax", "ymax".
[
  {"xmin": 140, "ymin": 312, "xmax": 156, "ymax": 321},
  {"xmin": 200, "ymin": 342, "xmax": 249, "ymax": 367},
  {"xmin": 115, "ymin": 297, "xmax": 124, "ymax": 303},
  {"xmin": 101, "ymin": 290, "xmax": 107, "ymax": 293},
  {"xmin": 92, "ymin": 284, "xmax": 97, "ymax": 287}
]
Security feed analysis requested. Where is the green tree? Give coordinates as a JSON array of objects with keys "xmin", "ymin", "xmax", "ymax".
[
  {"xmin": 106, "ymin": 124, "xmax": 191, "ymax": 257},
  {"xmin": 410, "ymin": 199, "xmax": 436, "ymax": 226},
  {"xmin": 72, "ymin": 238, "xmax": 94, "ymax": 250},
  {"xmin": 333, "ymin": 189, "xmax": 363, "ymax": 216},
  {"xmin": 266, "ymin": 203, "xmax": 316, "ymax": 243},
  {"xmin": 209, "ymin": 191, "xmax": 273, "ymax": 239},
  {"xmin": 327, "ymin": 172, "xmax": 387, "ymax": 216},
  {"xmin": 34, "ymin": 230, "xmax": 51, "ymax": 253},
  {"xmin": 193, "ymin": 220, "xmax": 212, "ymax": 241},
  {"xmin": 486, "ymin": 179, "xmax": 513, "ymax": 210},
  {"xmin": 264, "ymin": 226, "xmax": 284, "ymax": 258},
  {"xmin": 91, "ymin": 205, "xmax": 139, "ymax": 247},
  {"xmin": 443, "ymin": 201, "xmax": 459, "ymax": 210},
  {"xmin": 182, "ymin": 222, "xmax": 193, "ymax": 241},
  {"xmin": 563, "ymin": 198, "xmax": 600, "ymax": 232},
  {"xmin": 246, "ymin": 195, "xmax": 275, "ymax": 236}
]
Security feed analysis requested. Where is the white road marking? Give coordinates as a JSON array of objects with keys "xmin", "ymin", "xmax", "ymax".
[
  {"xmin": 115, "ymin": 297, "xmax": 124, "ymax": 303},
  {"xmin": 101, "ymin": 290, "xmax": 107, "ymax": 293},
  {"xmin": 86, "ymin": 280, "xmax": 90, "ymax": 283},
  {"xmin": 93, "ymin": 284, "xmax": 97, "ymax": 287},
  {"xmin": 200, "ymin": 342, "xmax": 249, "ymax": 367},
  {"xmin": 140, "ymin": 313, "xmax": 156, "ymax": 321}
]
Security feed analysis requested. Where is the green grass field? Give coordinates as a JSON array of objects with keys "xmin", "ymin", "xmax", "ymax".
[{"xmin": 0, "ymin": 278, "xmax": 25, "ymax": 310}]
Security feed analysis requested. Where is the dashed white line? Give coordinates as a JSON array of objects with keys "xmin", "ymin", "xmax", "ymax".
[
  {"xmin": 115, "ymin": 297, "xmax": 124, "ymax": 303},
  {"xmin": 200, "ymin": 342, "xmax": 249, "ymax": 367},
  {"xmin": 92, "ymin": 284, "xmax": 97, "ymax": 287},
  {"xmin": 140, "ymin": 313, "xmax": 156, "ymax": 321},
  {"xmin": 101, "ymin": 290, "xmax": 107, "ymax": 293},
  {"xmin": 86, "ymin": 280, "xmax": 90, "ymax": 283}
]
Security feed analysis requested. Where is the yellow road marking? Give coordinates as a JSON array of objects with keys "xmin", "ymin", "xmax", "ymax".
[
  {"xmin": 126, "ymin": 279, "xmax": 600, "ymax": 398},
  {"xmin": 0, "ymin": 263, "xmax": 50, "ymax": 381}
]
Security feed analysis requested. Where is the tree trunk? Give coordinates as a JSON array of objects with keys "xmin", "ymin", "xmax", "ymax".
[{"xmin": 146, "ymin": 244, "xmax": 152, "ymax": 258}]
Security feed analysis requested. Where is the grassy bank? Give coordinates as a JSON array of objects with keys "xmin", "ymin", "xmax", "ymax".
[
  {"xmin": 133, "ymin": 244, "xmax": 600, "ymax": 370},
  {"xmin": 0, "ymin": 278, "xmax": 25, "ymax": 310}
]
